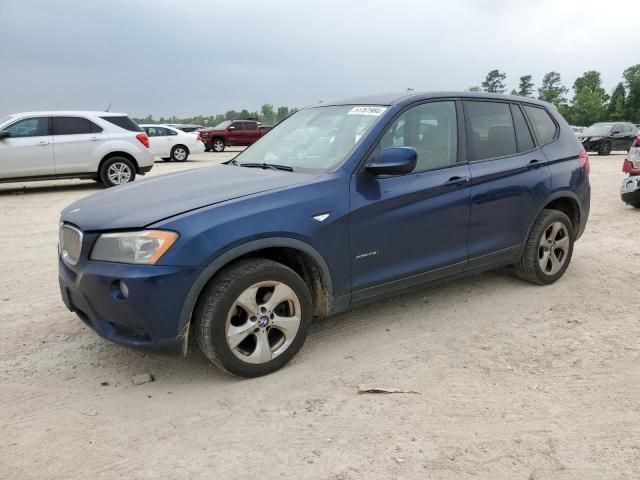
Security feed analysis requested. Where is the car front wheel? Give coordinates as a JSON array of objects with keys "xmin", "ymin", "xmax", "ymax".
[
  {"xmin": 99, "ymin": 157, "xmax": 136, "ymax": 187},
  {"xmin": 194, "ymin": 258, "xmax": 313, "ymax": 377},
  {"xmin": 514, "ymin": 209, "xmax": 574, "ymax": 285},
  {"xmin": 598, "ymin": 141, "xmax": 611, "ymax": 155}
]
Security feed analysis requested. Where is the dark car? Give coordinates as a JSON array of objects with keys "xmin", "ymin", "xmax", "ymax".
[
  {"xmin": 199, "ymin": 120, "xmax": 272, "ymax": 152},
  {"xmin": 578, "ymin": 122, "xmax": 638, "ymax": 155},
  {"xmin": 58, "ymin": 92, "xmax": 590, "ymax": 377},
  {"xmin": 166, "ymin": 123, "xmax": 204, "ymax": 133}
]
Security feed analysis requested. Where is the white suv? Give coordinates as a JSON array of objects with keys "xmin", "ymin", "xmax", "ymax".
[{"xmin": 0, "ymin": 111, "xmax": 154, "ymax": 187}]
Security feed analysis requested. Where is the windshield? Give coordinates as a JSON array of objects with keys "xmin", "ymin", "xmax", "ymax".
[
  {"xmin": 233, "ymin": 105, "xmax": 385, "ymax": 172},
  {"xmin": 583, "ymin": 124, "xmax": 613, "ymax": 136},
  {"xmin": 214, "ymin": 120, "xmax": 231, "ymax": 129}
]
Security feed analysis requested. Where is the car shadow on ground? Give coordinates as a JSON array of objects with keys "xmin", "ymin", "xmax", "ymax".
[{"xmin": 0, "ymin": 181, "xmax": 102, "ymax": 196}]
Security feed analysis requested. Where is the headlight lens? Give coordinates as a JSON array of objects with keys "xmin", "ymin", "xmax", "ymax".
[{"xmin": 91, "ymin": 230, "xmax": 179, "ymax": 264}]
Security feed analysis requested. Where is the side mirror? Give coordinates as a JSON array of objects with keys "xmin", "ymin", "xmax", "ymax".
[
  {"xmin": 612, "ymin": 130, "xmax": 622, "ymax": 135},
  {"xmin": 365, "ymin": 147, "xmax": 417, "ymax": 176},
  {"xmin": 0, "ymin": 131, "xmax": 10, "ymax": 140},
  {"xmin": 228, "ymin": 126, "xmax": 236, "ymax": 130}
]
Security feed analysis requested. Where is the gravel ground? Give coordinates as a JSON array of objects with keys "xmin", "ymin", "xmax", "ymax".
[{"xmin": 1, "ymin": 151, "xmax": 639, "ymax": 480}]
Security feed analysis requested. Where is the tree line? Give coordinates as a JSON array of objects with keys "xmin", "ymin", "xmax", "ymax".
[
  {"xmin": 132, "ymin": 104, "xmax": 298, "ymax": 128},
  {"xmin": 469, "ymin": 64, "xmax": 640, "ymax": 126}
]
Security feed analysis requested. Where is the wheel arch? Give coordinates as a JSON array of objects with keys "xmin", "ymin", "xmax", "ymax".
[
  {"xmin": 178, "ymin": 237, "xmax": 334, "ymax": 336},
  {"xmin": 99, "ymin": 151, "xmax": 140, "ymax": 174},
  {"xmin": 522, "ymin": 191, "xmax": 582, "ymax": 252}
]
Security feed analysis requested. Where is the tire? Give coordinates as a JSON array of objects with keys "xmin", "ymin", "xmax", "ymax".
[
  {"xmin": 194, "ymin": 258, "xmax": 313, "ymax": 378},
  {"xmin": 598, "ymin": 141, "xmax": 611, "ymax": 155},
  {"xmin": 161, "ymin": 157, "xmax": 171, "ymax": 162},
  {"xmin": 171, "ymin": 145, "xmax": 189, "ymax": 162},
  {"xmin": 212, "ymin": 138, "xmax": 225, "ymax": 152},
  {"xmin": 99, "ymin": 156, "xmax": 136, "ymax": 187},
  {"xmin": 514, "ymin": 209, "xmax": 574, "ymax": 285},
  {"xmin": 204, "ymin": 147, "xmax": 212, "ymax": 152}
]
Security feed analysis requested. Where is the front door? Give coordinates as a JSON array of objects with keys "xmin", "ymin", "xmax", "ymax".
[
  {"xmin": 349, "ymin": 100, "xmax": 471, "ymax": 301},
  {"xmin": 0, "ymin": 116, "xmax": 54, "ymax": 179},
  {"xmin": 144, "ymin": 126, "xmax": 174, "ymax": 157},
  {"xmin": 227, "ymin": 121, "xmax": 245, "ymax": 146}
]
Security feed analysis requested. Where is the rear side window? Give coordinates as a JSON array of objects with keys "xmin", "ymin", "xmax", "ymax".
[
  {"xmin": 464, "ymin": 101, "xmax": 517, "ymax": 161},
  {"xmin": 100, "ymin": 116, "xmax": 142, "ymax": 132},
  {"xmin": 53, "ymin": 116, "xmax": 103, "ymax": 135},
  {"xmin": 244, "ymin": 122, "xmax": 258, "ymax": 131},
  {"xmin": 510, "ymin": 104, "xmax": 534, "ymax": 152},
  {"xmin": 523, "ymin": 106, "xmax": 557, "ymax": 145},
  {"xmin": 2, "ymin": 117, "xmax": 49, "ymax": 138}
]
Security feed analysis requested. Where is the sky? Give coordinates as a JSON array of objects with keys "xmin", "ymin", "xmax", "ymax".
[{"xmin": 0, "ymin": 0, "xmax": 636, "ymax": 117}]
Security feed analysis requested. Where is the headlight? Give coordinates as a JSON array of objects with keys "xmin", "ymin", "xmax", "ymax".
[
  {"xmin": 589, "ymin": 137, "xmax": 602, "ymax": 141},
  {"xmin": 91, "ymin": 230, "xmax": 179, "ymax": 264}
]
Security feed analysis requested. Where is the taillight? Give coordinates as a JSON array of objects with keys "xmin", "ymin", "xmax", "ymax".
[
  {"xmin": 632, "ymin": 136, "xmax": 640, "ymax": 148},
  {"xmin": 579, "ymin": 149, "xmax": 590, "ymax": 175},
  {"xmin": 196, "ymin": 133, "xmax": 203, "ymax": 142},
  {"xmin": 136, "ymin": 133, "xmax": 150, "ymax": 148}
]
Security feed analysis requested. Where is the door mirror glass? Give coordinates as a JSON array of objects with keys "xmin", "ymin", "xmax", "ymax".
[
  {"xmin": 0, "ymin": 131, "xmax": 10, "ymax": 140},
  {"xmin": 366, "ymin": 147, "xmax": 417, "ymax": 176}
]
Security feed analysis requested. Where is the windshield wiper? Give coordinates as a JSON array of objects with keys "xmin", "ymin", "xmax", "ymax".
[{"xmin": 238, "ymin": 162, "xmax": 294, "ymax": 172}]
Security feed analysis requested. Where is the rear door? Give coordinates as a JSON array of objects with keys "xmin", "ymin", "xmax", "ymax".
[
  {"xmin": 143, "ymin": 126, "xmax": 173, "ymax": 157},
  {"xmin": 243, "ymin": 122, "xmax": 260, "ymax": 144},
  {"xmin": 349, "ymin": 100, "xmax": 471, "ymax": 299},
  {"xmin": 464, "ymin": 100, "xmax": 551, "ymax": 269},
  {"xmin": 52, "ymin": 116, "xmax": 108, "ymax": 174},
  {"xmin": 0, "ymin": 116, "xmax": 54, "ymax": 179}
]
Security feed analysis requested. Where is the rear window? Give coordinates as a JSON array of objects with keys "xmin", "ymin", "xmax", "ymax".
[
  {"xmin": 464, "ymin": 101, "xmax": 517, "ymax": 161},
  {"xmin": 523, "ymin": 106, "xmax": 557, "ymax": 145},
  {"xmin": 100, "ymin": 116, "xmax": 142, "ymax": 132},
  {"xmin": 53, "ymin": 116, "xmax": 103, "ymax": 135}
]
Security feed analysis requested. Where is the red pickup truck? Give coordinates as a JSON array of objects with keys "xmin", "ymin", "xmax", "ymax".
[{"xmin": 199, "ymin": 120, "xmax": 272, "ymax": 152}]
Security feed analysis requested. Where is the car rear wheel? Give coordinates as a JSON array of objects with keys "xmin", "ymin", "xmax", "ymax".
[
  {"xmin": 194, "ymin": 258, "xmax": 313, "ymax": 377},
  {"xmin": 171, "ymin": 145, "xmax": 189, "ymax": 162},
  {"xmin": 513, "ymin": 209, "xmax": 574, "ymax": 285},
  {"xmin": 212, "ymin": 138, "xmax": 225, "ymax": 152},
  {"xmin": 99, "ymin": 157, "xmax": 136, "ymax": 187},
  {"xmin": 598, "ymin": 141, "xmax": 611, "ymax": 155}
]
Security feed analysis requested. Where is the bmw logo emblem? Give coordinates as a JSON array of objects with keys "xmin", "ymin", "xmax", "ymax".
[{"xmin": 258, "ymin": 315, "xmax": 270, "ymax": 328}]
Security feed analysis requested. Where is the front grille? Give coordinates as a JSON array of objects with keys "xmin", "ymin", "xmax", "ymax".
[{"xmin": 60, "ymin": 224, "xmax": 83, "ymax": 266}]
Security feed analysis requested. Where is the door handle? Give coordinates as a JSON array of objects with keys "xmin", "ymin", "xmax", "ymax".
[
  {"xmin": 38, "ymin": 141, "xmax": 49, "ymax": 146},
  {"xmin": 443, "ymin": 176, "xmax": 470, "ymax": 187},
  {"xmin": 89, "ymin": 136, "xmax": 99, "ymax": 141},
  {"xmin": 528, "ymin": 159, "xmax": 542, "ymax": 169}
]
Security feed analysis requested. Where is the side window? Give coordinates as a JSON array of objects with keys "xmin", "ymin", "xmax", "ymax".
[
  {"xmin": 379, "ymin": 101, "xmax": 457, "ymax": 173},
  {"xmin": 166, "ymin": 128, "xmax": 178, "ymax": 136},
  {"xmin": 511, "ymin": 104, "xmax": 535, "ymax": 152},
  {"xmin": 53, "ymin": 116, "xmax": 101, "ymax": 135},
  {"xmin": 2, "ymin": 117, "xmax": 49, "ymax": 138},
  {"xmin": 231, "ymin": 122, "xmax": 244, "ymax": 130},
  {"xmin": 155, "ymin": 127, "xmax": 171, "ymax": 136},
  {"xmin": 464, "ymin": 101, "xmax": 517, "ymax": 161},
  {"xmin": 244, "ymin": 122, "xmax": 258, "ymax": 131},
  {"xmin": 523, "ymin": 106, "xmax": 558, "ymax": 145}
]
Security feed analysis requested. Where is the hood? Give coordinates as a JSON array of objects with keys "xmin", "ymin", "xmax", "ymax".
[{"xmin": 61, "ymin": 165, "xmax": 309, "ymax": 231}]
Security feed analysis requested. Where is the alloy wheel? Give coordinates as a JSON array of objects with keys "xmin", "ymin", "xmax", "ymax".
[
  {"xmin": 213, "ymin": 140, "xmax": 224, "ymax": 152},
  {"xmin": 538, "ymin": 221, "xmax": 570, "ymax": 275},
  {"xmin": 173, "ymin": 147, "xmax": 187, "ymax": 161},
  {"xmin": 225, "ymin": 281, "xmax": 302, "ymax": 364},
  {"xmin": 107, "ymin": 162, "xmax": 132, "ymax": 185}
]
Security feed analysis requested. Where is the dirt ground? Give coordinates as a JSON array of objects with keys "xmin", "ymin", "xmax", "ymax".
[{"xmin": 1, "ymin": 151, "xmax": 639, "ymax": 480}]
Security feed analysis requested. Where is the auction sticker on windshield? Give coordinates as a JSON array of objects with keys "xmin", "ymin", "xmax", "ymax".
[{"xmin": 347, "ymin": 106, "xmax": 387, "ymax": 116}]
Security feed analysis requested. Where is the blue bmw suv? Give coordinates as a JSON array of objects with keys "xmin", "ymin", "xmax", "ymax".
[{"xmin": 59, "ymin": 92, "xmax": 590, "ymax": 377}]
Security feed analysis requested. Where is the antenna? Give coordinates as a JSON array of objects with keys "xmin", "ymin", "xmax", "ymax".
[{"xmin": 105, "ymin": 102, "xmax": 112, "ymax": 112}]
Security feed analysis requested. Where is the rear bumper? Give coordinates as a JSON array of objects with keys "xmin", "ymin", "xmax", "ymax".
[{"xmin": 58, "ymin": 257, "xmax": 200, "ymax": 353}]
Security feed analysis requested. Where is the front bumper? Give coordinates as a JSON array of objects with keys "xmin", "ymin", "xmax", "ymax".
[
  {"xmin": 59, "ymin": 257, "xmax": 200, "ymax": 353},
  {"xmin": 139, "ymin": 165, "xmax": 153, "ymax": 174}
]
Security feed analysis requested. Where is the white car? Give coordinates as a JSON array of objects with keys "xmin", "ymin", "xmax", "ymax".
[
  {"xmin": 139, "ymin": 124, "xmax": 205, "ymax": 162},
  {"xmin": 0, "ymin": 111, "xmax": 154, "ymax": 187}
]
